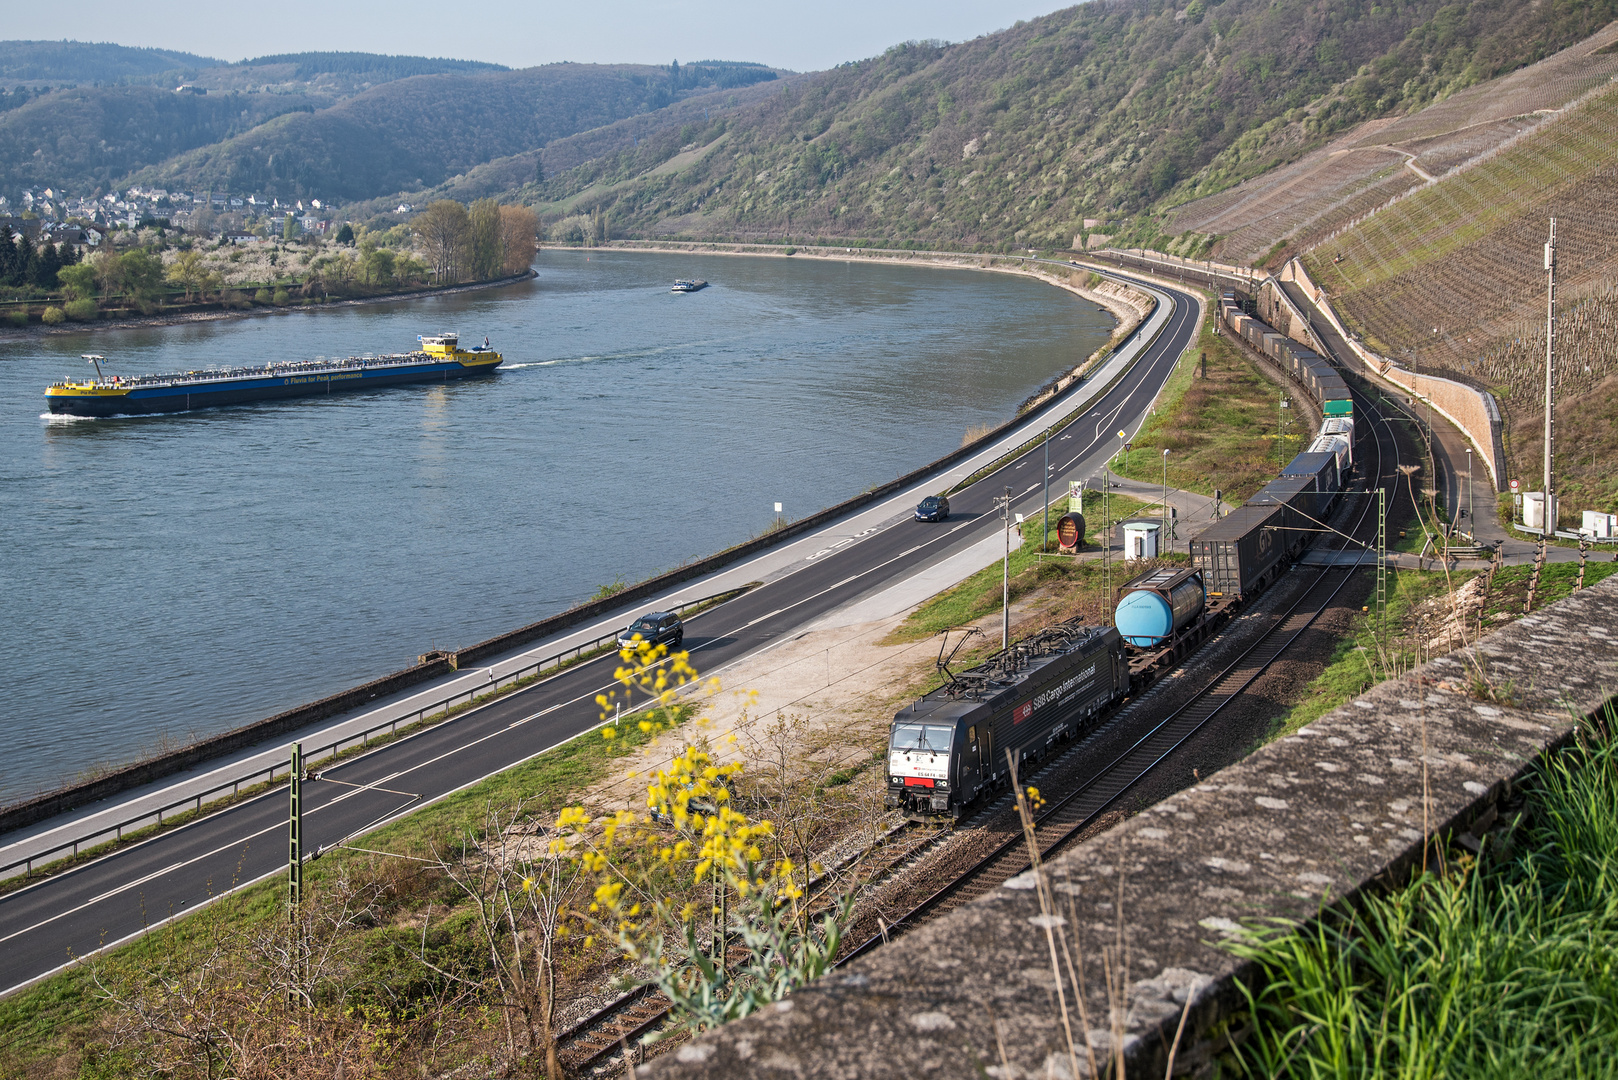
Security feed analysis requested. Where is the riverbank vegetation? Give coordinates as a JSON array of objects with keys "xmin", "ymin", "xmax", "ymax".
[{"xmin": 0, "ymin": 198, "xmax": 536, "ymax": 328}]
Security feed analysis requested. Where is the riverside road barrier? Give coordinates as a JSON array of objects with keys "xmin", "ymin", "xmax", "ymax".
[
  {"xmin": 0, "ymin": 274, "xmax": 1177, "ymax": 841},
  {"xmin": 0, "ymin": 587, "xmax": 745, "ymax": 881}
]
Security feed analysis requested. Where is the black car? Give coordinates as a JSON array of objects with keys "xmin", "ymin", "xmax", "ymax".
[
  {"xmin": 915, "ymin": 494, "xmax": 950, "ymax": 522},
  {"xmin": 617, "ymin": 611, "xmax": 684, "ymax": 651}
]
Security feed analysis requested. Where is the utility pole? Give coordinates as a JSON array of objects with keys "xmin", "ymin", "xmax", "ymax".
[
  {"xmin": 1543, "ymin": 218, "xmax": 1557, "ymax": 541},
  {"xmin": 288, "ymin": 741, "xmax": 303, "ymax": 919},
  {"xmin": 288, "ymin": 741, "xmax": 304, "ymax": 1007},
  {"xmin": 1162, "ymin": 449, "xmax": 1171, "ymax": 555},
  {"xmin": 1465, "ymin": 447, "xmax": 1473, "ymax": 530},
  {"xmin": 1001, "ymin": 486, "xmax": 1012, "ymax": 648},
  {"xmin": 1377, "ymin": 488, "xmax": 1387, "ymax": 637}
]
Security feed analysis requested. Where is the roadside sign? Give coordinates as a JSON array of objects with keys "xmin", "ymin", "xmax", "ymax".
[{"xmin": 1509, "ymin": 478, "xmax": 1520, "ymax": 492}]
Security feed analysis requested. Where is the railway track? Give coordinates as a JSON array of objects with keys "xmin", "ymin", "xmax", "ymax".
[
  {"xmin": 553, "ymin": 385, "xmax": 1409, "ymax": 1071},
  {"xmin": 840, "ymin": 382, "xmax": 1405, "ymax": 960}
]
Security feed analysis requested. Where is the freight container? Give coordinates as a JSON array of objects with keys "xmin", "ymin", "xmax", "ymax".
[
  {"xmin": 1192, "ymin": 502, "xmax": 1292, "ymax": 598},
  {"xmin": 1309, "ymin": 434, "xmax": 1352, "ymax": 476},
  {"xmin": 1249, "ymin": 474, "xmax": 1315, "ymax": 514},
  {"xmin": 1281, "ymin": 450, "xmax": 1341, "ymax": 515}
]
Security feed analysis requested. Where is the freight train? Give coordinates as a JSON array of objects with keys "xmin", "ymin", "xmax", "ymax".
[
  {"xmin": 886, "ymin": 288, "xmax": 1362, "ymax": 821},
  {"xmin": 1192, "ymin": 295, "xmax": 1359, "ymax": 599}
]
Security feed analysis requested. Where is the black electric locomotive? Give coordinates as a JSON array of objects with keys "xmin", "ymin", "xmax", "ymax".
[{"xmin": 885, "ymin": 620, "xmax": 1129, "ymax": 820}]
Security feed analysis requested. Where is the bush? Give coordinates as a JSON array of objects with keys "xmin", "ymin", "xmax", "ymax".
[
  {"xmin": 272, "ymin": 287, "xmax": 291, "ymax": 306},
  {"xmin": 784, "ymin": 246, "xmax": 797, "ymax": 255},
  {"xmin": 253, "ymin": 288, "xmax": 273, "ymax": 304},
  {"xmin": 41, "ymin": 306, "xmax": 66, "ymax": 325},
  {"xmin": 64, "ymin": 299, "xmax": 99, "ymax": 322},
  {"xmin": 222, "ymin": 290, "xmax": 251, "ymax": 309},
  {"xmin": 4, "ymin": 309, "xmax": 27, "ymax": 327}
]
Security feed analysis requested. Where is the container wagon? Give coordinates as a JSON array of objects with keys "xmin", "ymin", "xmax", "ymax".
[
  {"xmin": 1191, "ymin": 501, "xmax": 1298, "ymax": 599},
  {"xmin": 1114, "ymin": 568, "xmax": 1206, "ymax": 648}
]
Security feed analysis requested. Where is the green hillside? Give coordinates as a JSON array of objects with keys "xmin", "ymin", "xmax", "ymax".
[
  {"xmin": 0, "ymin": 40, "xmax": 221, "ymax": 84},
  {"xmin": 0, "ymin": 87, "xmax": 312, "ymax": 193},
  {"xmin": 126, "ymin": 62, "xmax": 779, "ymax": 202},
  {"xmin": 518, "ymin": 0, "xmax": 1618, "ymax": 251}
]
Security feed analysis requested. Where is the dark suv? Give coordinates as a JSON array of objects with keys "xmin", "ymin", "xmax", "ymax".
[
  {"xmin": 617, "ymin": 611, "xmax": 684, "ymax": 651},
  {"xmin": 915, "ymin": 494, "xmax": 950, "ymax": 522}
]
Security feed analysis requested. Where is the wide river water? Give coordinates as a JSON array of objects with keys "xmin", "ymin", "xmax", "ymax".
[{"xmin": 0, "ymin": 249, "xmax": 1112, "ymax": 802}]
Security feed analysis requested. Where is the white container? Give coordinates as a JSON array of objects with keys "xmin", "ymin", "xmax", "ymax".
[
  {"xmin": 1581, "ymin": 511, "xmax": 1616, "ymax": 538},
  {"xmin": 1523, "ymin": 492, "xmax": 1557, "ymax": 530},
  {"xmin": 1122, "ymin": 520, "xmax": 1161, "ymax": 560}
]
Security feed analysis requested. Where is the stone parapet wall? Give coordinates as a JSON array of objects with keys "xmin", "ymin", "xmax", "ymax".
[{"xmin": 644, "ymin": 575, "xmax": 1618, "ymax": 1079}]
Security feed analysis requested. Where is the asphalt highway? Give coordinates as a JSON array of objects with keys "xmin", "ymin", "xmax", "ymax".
[{"xmin": 0, "ymin": 269, "xmax": 1201, "ymax": 996}]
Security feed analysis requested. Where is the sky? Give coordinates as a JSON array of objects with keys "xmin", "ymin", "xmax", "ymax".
[{"xmin": 8, "ymin": 0, "xmax": 1079, "ymax": 73}]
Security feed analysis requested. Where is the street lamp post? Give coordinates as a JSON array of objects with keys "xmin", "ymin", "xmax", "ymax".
[
  {"xmin": 1000, "ymin": 486, "xmax": 1012, "ymax": 648},
  {"xmin": 1465, "ymin": 447, "xmax": 1473, "ymax": 528},
  {"xmin": 1043, "ymin": 424, "xmax": 1051, "ymax": 554}
]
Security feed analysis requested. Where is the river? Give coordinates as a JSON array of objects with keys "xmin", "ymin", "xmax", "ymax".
[{"xmin": 0, "ymin": 248, "xmax": 1113, "ymax": 802}]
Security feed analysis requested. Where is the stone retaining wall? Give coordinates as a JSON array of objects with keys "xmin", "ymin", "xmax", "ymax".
[{"xmin": 644, "ymin": 574, "xmax": 1618, "ymax": 1079}]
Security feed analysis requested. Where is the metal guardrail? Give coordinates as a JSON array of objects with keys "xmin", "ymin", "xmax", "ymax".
[{"xmin": 0, "ymin": 587, "xmax": 748, "ymax": 880}]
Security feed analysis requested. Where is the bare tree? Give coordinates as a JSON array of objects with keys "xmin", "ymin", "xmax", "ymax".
[
  {"xmin": 418, "ymin": 800, "xmax": 585, "ymax": 1079},
  {"xmin": 413, "ymin": 200, "xmax": 471, "ymax": 284},
  {"xmin": 500, "ymin": 204, "xmax": 539, "ymax": 275}
]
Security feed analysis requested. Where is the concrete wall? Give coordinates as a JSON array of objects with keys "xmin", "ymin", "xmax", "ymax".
[
  {"xmin": 1258, "ymin": 271, "xmax": 1322, "ymax": 354},
  {"xmin": 644, "ymin": 574, "xmax": 1618, "ymax": 1080},
  {"xmin": 1289, "ymin": 258, "xmax": 1507, "ymax": 492}
]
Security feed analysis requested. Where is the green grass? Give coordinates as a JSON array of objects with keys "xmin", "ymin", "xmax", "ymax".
[
  {"xmin": 1227, "ymin": 703, "xmax": 1618, "ymax": 1078},
  {"xmin": 1111, "ymin": 309, "xmax": 1293, "ymax": 505},
  {"xmin": 1269, "ymin": 568, "xmax": 1461, "ymax": 741},
  {"xmin": 884, "ymin": 508, "xmax": 1174, "ymax": 646},
  {"xmin": 0, "ymin": 700, "xmax": 693, "ymax": 1078},
  {"xmin": 1273, "ymin": 560, "xmax": 1618, "ymax": 744}
]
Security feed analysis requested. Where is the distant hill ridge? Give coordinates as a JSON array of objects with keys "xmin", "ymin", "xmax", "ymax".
[
  {"xmin": 0, "ymin": 40, "xmax": 221, "ymax": 83},
  {"xmin": 238, "ymin": 51, "xmax": 508, "ymax": 79}
]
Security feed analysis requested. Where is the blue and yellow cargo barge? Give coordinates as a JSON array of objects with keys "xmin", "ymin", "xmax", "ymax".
[{"xmin": 44, "ymin": 335, "xmax": 503, "ymax": 417}]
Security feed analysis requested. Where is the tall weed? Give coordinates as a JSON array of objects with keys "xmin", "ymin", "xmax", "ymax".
[{"xmin": 1226, "ymin": 708, "xmax": 1618, "ymax": 1078}]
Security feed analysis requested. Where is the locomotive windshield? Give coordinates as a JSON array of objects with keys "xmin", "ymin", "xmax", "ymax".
[{"xmin": 892, "ymin": 723, "xmax": 954, "ymax": 753}]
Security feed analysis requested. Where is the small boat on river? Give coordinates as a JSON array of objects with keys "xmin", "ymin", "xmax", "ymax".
[
  {"xmin": 44, "ymin": 334, "xmax": 503, "ymax": 417},
  {"xmin": 671, "ymin": 279, "xmax": 708, "ymax": 293}
]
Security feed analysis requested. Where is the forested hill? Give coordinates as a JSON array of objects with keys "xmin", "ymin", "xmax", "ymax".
[
  {"xmin": 0, "ymin": 41, "xmax": 221, "ymax": 84},
  {"xmin": 126, "ymin": 62, "xmax": 780, "ymax": 202},
  {"xmin": 521, "ymin": 0, "xmax": 1618, "ymax": 251},
  {"xmin": 0, "ymin": 52, "xmax": 778, "ymax": 200}
]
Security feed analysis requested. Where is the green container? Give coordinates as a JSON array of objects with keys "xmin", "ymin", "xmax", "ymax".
[{"xmin": 1323, "ymin": 399, "xmax": 1354, "ymax": 416}]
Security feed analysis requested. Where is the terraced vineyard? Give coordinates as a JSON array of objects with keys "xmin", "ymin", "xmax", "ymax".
[
  {"xmin": 1168, "ymin": 19, "xmax": 1618, "ymax": 267},
  {"xmin": 1295, "ymin": 70, "xmax": 1618, "ymax": 514}
]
